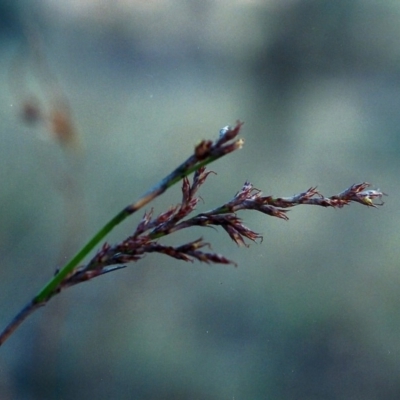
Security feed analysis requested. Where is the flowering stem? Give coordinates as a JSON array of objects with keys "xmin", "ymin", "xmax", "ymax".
[
  {"xmin": 0, "ymin": 119, "xmax": 385, "ymax": 348},
  {"xmin": 0, "ymin": 123, "xmax": 244, "ymax": 346}
]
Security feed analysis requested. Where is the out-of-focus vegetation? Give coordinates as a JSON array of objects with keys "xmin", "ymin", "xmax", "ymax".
[{"xmin": 0, "ymin": 1, "xmax": 397, "ymax": 399}]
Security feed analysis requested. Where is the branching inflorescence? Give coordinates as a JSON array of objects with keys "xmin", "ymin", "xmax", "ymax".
[
  {"xmin": 66, "ymin": 169, "xmax": 385, "ymax": 286},
  {"xmin": 0, "ymin": 121, "xmax": 386, "ymax": 346}
]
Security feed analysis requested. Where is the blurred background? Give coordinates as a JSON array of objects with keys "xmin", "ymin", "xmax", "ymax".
[{"xmin": 0, "ymin": 0, "xmax": 398, "ymax": 398}]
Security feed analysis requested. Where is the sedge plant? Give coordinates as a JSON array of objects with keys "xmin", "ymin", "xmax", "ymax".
[{"xmin": 0, "ymin": 121, "xmax": 386, "ymax": 346}]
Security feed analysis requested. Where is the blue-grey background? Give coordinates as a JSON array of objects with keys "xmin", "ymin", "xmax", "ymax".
[{"xmin": 0, "ymin": 1, "xmax": 397, "ymax": 399}]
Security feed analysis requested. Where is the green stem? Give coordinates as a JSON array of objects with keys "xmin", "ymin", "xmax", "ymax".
[{"xmin": 34, "ymin": 209, "xmax": 128, "ymax": 303}]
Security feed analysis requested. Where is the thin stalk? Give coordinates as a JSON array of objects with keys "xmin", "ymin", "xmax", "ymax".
[{"xmin": 0, "ymin": 301, "xmax": 45, "ymax": 346}]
